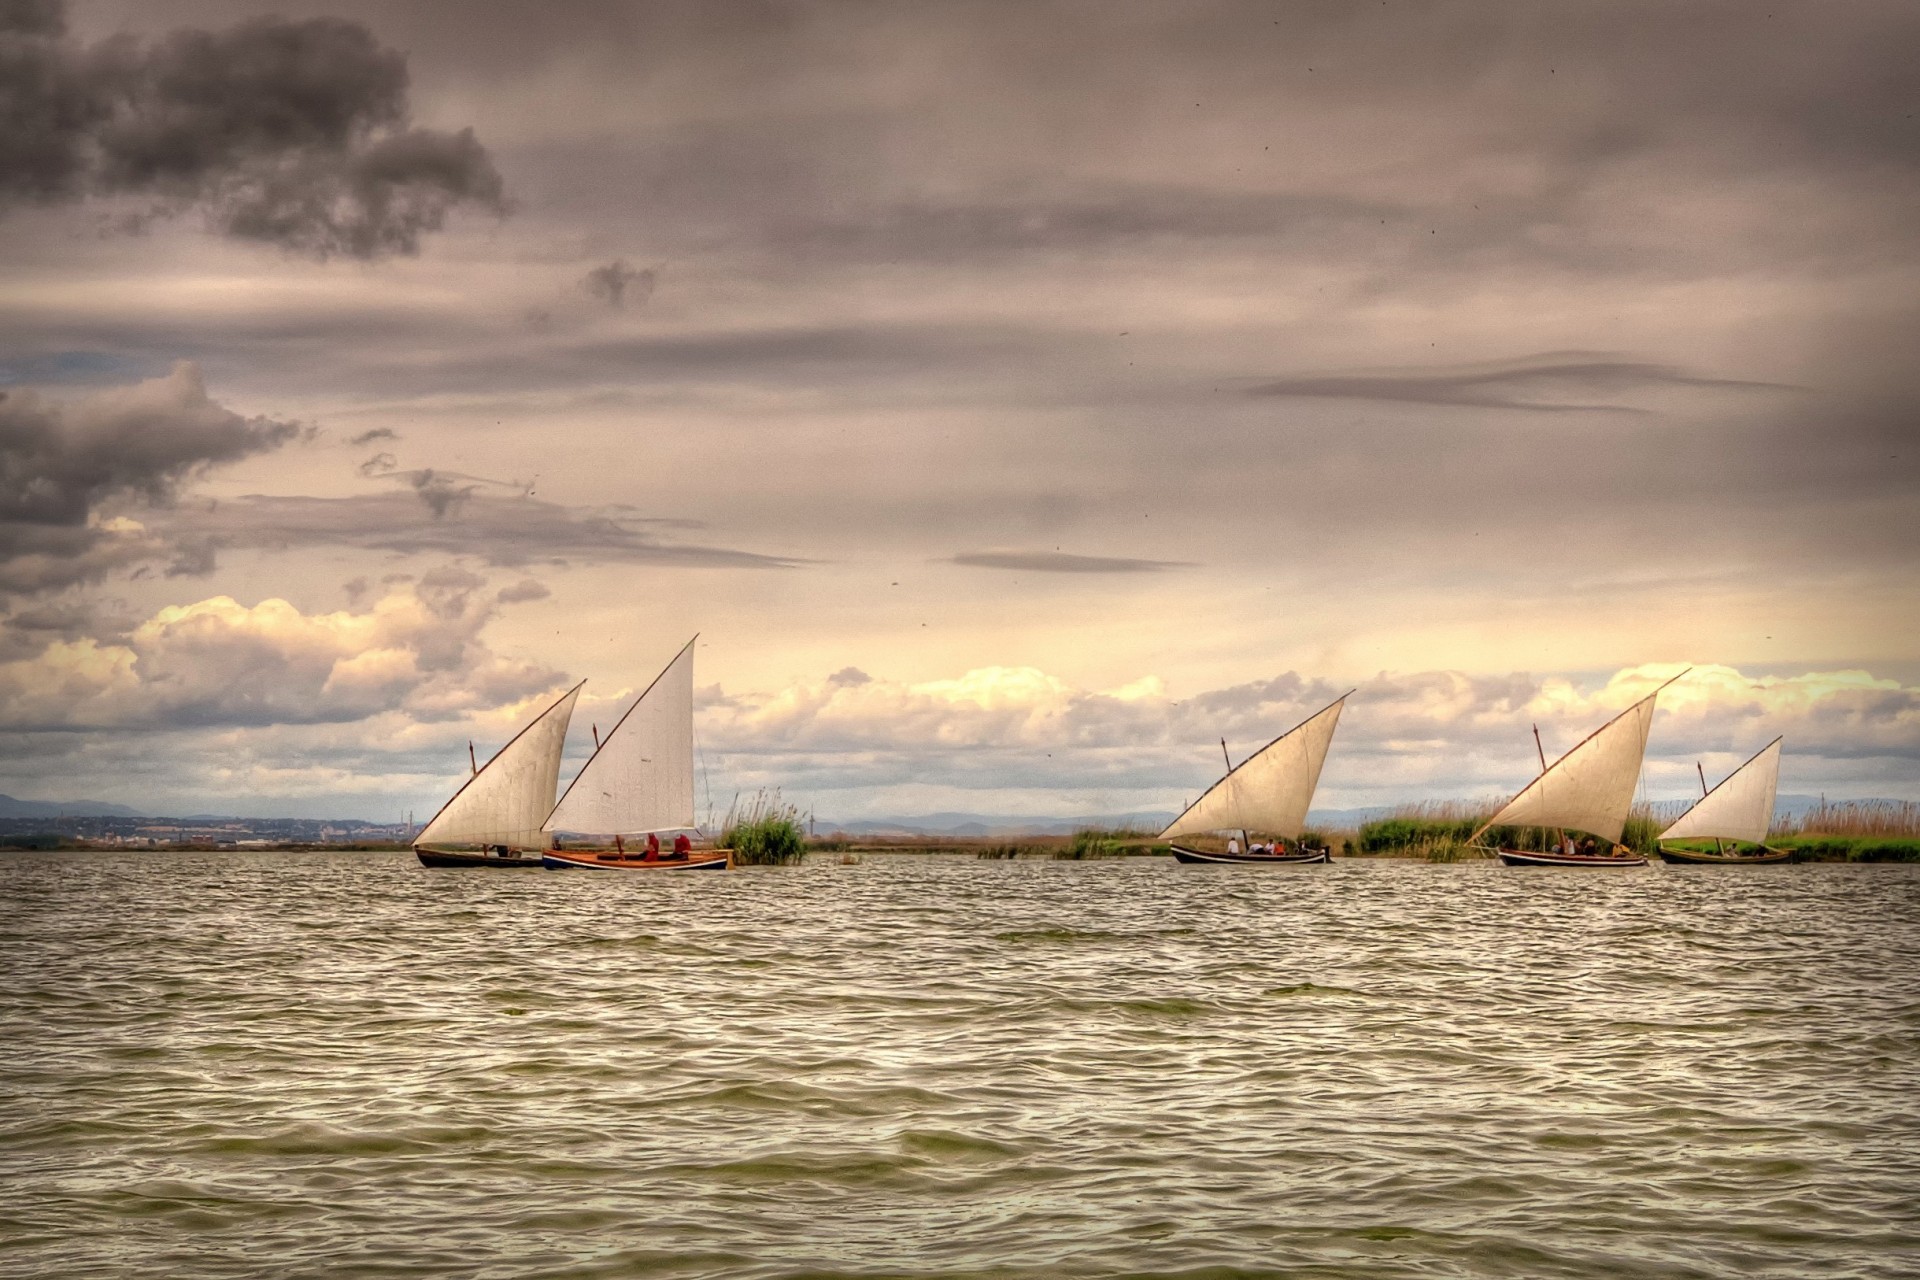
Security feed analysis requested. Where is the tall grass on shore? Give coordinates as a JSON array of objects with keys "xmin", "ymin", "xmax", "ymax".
[
  {"xmin": 1061, "ymin": 827, "xmax": 1165, "ymax": 859},
  {"xmin": 720, "ymin": 790, "xmax": 806, "ymax": 865},
  {"xmin": 1355, "ymin": 800, "xmax": 1667, "ymax": 861},
  {"xmin": 1776, "ymin": 799, "xmax": 1920, "ymax": 838}
]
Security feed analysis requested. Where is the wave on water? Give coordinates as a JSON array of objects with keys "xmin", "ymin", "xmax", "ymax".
[{"xmin": 0, "ymin": 852, "xmax": 1915, "ymax": 1279}]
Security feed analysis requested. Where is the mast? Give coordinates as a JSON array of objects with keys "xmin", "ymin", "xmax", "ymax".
[
  {"xmin": 1161, "ymin": 690, "xmax": 1354, "ymax": 842},
  {"xmin": 1469, "ymin": 669, "xmax": 1688, "ymax": 848},
  {"xmin": 414, "ymin": 680, "xmax": 586, "ymax": 851},
  {"xmin": 547, "ymin": 636, "xmax": 698, "ymax": 839},
  {"xmin": 1660, "ymin": 737, "xmax": 1783, "ymax": 849}
]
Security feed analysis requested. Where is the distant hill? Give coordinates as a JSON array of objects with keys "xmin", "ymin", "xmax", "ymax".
[
  {"xmin": 810, "ymin": 795, "xmax": 1901, "ymax": 838},
  {"xmin": 0, "ymin": 793, "xmax": 143, "ymax": 819}
]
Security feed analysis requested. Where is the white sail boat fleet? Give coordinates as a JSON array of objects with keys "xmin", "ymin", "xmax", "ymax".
[
  {"xmin": 413, "ymin": 638, "xmax": 725, "ymax": 872},
  {"xmin": 416, "ymin": 657, "xmax": 1793, "ymax": 872}
]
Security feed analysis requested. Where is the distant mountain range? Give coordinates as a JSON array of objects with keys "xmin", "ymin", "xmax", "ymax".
[
  {"xmin": 0, "ymin": 793, "xmax": 143, "ymax": 819},
  {"xmin": 812, "ymin": 795, "xmax": 1882, "ymax": 837}
]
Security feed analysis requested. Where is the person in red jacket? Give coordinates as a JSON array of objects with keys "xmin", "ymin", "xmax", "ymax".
[
  {"xmin": 643, "ymin": 832, "xmax": 660, "ymax": 861},
  {"xmin": 672, "ymin": 832, "xmax": 692, "ymax": 859}
]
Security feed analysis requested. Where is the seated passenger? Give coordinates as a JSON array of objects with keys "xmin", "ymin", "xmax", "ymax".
[
  {"xmin": 672, "ymin": 832, "xmax": 692, "ymax": 858},
  {"xmin": 644, "ymin": 832, "xmax": 660, "ymax": 861}
]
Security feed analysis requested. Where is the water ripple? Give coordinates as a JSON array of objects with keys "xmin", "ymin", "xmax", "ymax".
[{"xmin": 0, "ymin": 852, "xmax": 1915, "ymax": 1279}]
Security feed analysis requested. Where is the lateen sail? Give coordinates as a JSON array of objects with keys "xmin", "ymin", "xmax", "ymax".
[
  {"xmin": 547, "ymin": 637, "xmax": 696, "ymax": 837},
  {"xmin": 1474, "ymin": 676, "xmax": 1682, "ymax": 845},
  {"xmin": 414, "ymin": 681, "xmax": 584, "ymax": 850},
  {"xmin": 1161, "ymin": 693, "xmax": 1349, "ymax": 841},
  {"xmin": 1660, "ymin": 737, "xmax": 1782, "ymax": 847}
]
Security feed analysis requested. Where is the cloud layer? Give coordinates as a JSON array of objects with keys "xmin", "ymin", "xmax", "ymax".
[{"xmin": 0, "ymin": 0, "xmax": 503, "ymax": 256}]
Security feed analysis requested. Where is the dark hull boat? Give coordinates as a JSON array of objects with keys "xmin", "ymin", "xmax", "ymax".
[
  {"xmin": 1657, "ymin": 739, "xmax": 1789, "ymax": 867},
  {"xmin": 413, "ymin": 681, "xmax": 586, "ymax": 870},
  {"xmin": 1657, "ymin": 845, "xmax": 1790, "ymax": 866},
  {"xmin": 415, "ymin": 849, "xmax": 544, "ymax": 869},
  {"xmin": 1170, "ymin": 844, "xmax": 1331, "ymax": 865},
  {"xmin": 1470, "ymin": 672, "xmax": 1687, "ymax": 871},
  {"xmin": 542, "ymin": 850, "xmax": 731, "ymax": 871},
  {"xmin": 1496, "ymin": 848, "xmax": 1647, "ymax": 868},
  {"xmin": 1159, "ymin": 692, "xmax": 1354, "ymax": 870}
]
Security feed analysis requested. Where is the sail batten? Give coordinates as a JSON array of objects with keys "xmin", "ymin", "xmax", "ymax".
[
  {"xmin": 548, "ymin": 637, "xmax": 696, "ymax": 837},
  {"xmin": 414, "ymin": 681, "xmax": 584, "ymax": 850},
  {"xmin": 1473, "ymin": 673, "xmax": 1684, "ymax": 845},
  {"xmin": 1160, "ymin": 693, "xmax": 1350, "ymax": 840},
  {"xmin": 1660, "ymin": 738, "xmax": 1782, "ymax": 846}
]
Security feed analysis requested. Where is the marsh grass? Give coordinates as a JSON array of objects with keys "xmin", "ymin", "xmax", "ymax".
[
  {"xmin": 1777, "ymin": 799, "xmax": 1920, "ymax": 838},
  {"xmin": 1354, "ymin": 800, "xmax": 1667, "ymax": 861},
  {"xmin": 721, "ymin": 790, "xmax": 807, "ymax": 865},
  {"xmin": 1061, "ymin": 826, "xmax": 1165, "ymax": 859}
]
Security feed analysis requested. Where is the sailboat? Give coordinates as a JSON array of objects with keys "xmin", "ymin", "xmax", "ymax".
[
  {"xmin": 413, "ymin": 681, "xmax": 585, "ymax": 868},
  {"xmin": 1162, "ymin": 692, "xmax": 1351, "ymax": 864},
  {"xmin": 1470, "ymin": 672, "xmax": 1685, "ymax": 867},
  {"xmin": 1658, "ymin": 737, "xmax": 1791, "ymax": 865},
  {"xmin": 542, "ymin": 637, "xmax": 729, "ymax": 871}
]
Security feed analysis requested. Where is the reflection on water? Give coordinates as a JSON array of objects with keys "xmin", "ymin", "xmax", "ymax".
[{"xmin": 1, "ymin": 852, "xmax": 1916, "ymax": 1279}]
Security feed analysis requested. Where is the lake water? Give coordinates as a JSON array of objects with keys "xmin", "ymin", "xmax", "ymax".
[{"xmin": 1, "ymin": 852, "xmax": 1915, "ymax": 1279}]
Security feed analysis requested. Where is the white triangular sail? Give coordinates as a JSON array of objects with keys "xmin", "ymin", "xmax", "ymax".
[
  {"xmin": 1660, "ymin": 738, "xmax": 1782, "ymax": 846},
  {"xmin": 548, "ymin": 638, "xmax": 696, "ymax": 837},
  {"xmin": 414, "ymin": 681, "xmax": 584, "ymax": 850},
  {"xmin": 1161, "ymin": 693, "xmax": 1350, "ymax": 841},
  {"xmin": 1474, "ymin": 675, "xmax": 1682, "ymax": 845}
]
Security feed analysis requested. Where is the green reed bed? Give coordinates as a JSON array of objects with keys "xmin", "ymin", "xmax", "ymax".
[
  {"xmin": 1354, "ymin": 800, "xmax": 1668, "ymax": 861},
  {"xmin": 1060, "ymin": 827, "xmax": 1167, "ymax": 859},
  {"xmin": 720, "ymin": 790, "xmax": 807, "ymax": 865}
]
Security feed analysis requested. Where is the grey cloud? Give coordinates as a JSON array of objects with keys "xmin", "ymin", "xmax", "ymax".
[
  {"xmin": 407, "ymin": 468, "xmax": 478, "ymax": 518},
  {"xmin": 1246, "ymin": 354, "xmax": 1791, "ymax": 413},
  {"xmin": 495, "ymin": 578, "xmax": 549, "ymax": 604},
  {"xmin": 357, "ymin": 451, "xmax": 396, "ymax": 477},
  {"xmin": 0, "ymin": 2, "xmax": 504, "ymax": 257},
  {"xmin": 583, "ymin": 259, "xmax": 655, "ymax": 309},
  {"xmin": 951, "ymin": 550, "xmax": 1191, "ymax": 574},
  {"xmin": 161, "ymin": 490, "xmax": 798, "ymax": 570},
  {"xmin": 0, "ymin": 363, "xmax": 301, "ymax": 596},
  {"xmin": 348, "ymin": 428, "xmax": 397, "ymax": 446}
]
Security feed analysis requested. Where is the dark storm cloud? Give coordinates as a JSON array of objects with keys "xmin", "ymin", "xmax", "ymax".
[
  {"xmin": 1246, "ymin": 355, "xmax": 1791, "ymax": 414},
  {"xmin": 950, "ymin": 550, "xmax": 1190, "ymax": 574},
  {"xmin": 0, "ymin": 0, "xmax": 503, "ymax": 257},
  {"xmin": 582, "ymin": 260, "xmax": 655, "ymax": 309},
  {"xmin": 406, "ymin": 468, "xmax": 478, "ymax": 519},
  {"xmin": 163, "ymin": 490, "xmax": 797, "ymax": 570},
  {"xmin": 0, "ymin": 362, "xmax": 302, "ymax": 595}
]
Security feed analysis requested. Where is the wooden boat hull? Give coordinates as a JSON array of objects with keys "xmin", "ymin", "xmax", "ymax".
[
  {"xmin": 1170, "ymin": 844, "xmax": 1331, "ymax": 865},
  {"xmin": 1657, "ymin": 846, "xmax": 1791, "ymax": 865},
  {"xmin": 416, "ymin": 849, "xmax": 544, "ymax": 868},
  {"xmin": 1496, "ymin": 849, "xmax": 1648, "ymax": 868},
  {"xmin": 542, "ymin": 851, "xmax": 732, "ymax": 872}
]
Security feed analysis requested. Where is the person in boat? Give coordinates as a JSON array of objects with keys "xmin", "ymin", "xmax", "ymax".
[
  {"xmin": 1560, "ymin": 834, "xmax": 1578, "ymax": 858},
  {"xmin": 1577, "ymin": 837, "xmax": 1597, "ymax": 858},
  {"xmin": 672, "ymin": 832, "xmax": 692, "ymax": 860},
  {"xmin": 1227, "ymin": 836, "xmax": 1242, "ymax": 855},
  {"xmin": 643, "ymin": 832, "xmax": 660, "ymax": 861}
]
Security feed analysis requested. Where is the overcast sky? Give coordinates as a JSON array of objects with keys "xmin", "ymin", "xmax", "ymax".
[{"xmin": 1, "ymin": 0, "xmax": 1915, "ymax": 821}]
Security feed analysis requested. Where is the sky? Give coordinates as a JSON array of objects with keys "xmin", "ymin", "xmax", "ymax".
[{"xmin": 1, "ymin": 0, "xmax": 1915, "ymax": 823}]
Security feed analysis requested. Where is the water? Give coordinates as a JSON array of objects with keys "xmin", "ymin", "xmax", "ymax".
[{"xmin": 2, "ymin": 852, "xmax": 1915, "ymax": 1279}]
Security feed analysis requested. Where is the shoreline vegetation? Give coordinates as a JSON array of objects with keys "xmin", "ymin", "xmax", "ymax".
[{"xmin": 5, "ymin": 799, "xmax": 1917, "ymax": 862}]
